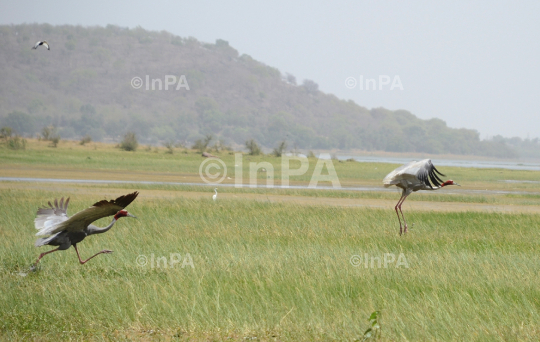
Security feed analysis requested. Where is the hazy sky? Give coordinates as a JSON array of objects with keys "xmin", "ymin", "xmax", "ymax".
[{"xmin": 1, "ymin": 0, "xmax": 539, "ymax": 138}]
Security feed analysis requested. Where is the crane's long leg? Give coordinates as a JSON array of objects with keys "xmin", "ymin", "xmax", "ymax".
[
  {"xmin": 74, "ymin": 244, "xmax": 113, "ymax": 265},
  {"xmin": 394, "ymin": 193, "xmax": 406, "ymax": 235},
  {"xmin": 33, "ymin": 247, "xmax": 60, "ymax": 268},
  {"xmin": 398, "ymin": 193, "xmax": 410, "ymax": 234}
]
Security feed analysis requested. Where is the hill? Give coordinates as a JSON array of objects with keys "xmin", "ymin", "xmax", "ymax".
[{"xmin": 0, "ymin": 24, "xmax": 527, "ymax": 158}]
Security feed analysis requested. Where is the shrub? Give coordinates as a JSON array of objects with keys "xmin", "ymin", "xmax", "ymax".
[
  {"xmin": 40, "ymin": 126, "xmax": 60, "ymax": 147},
  {"xmin": 163, "ymin": 140, "xmax": 174, "ymax": 154},
  {"xmin": 120, "ymin": 131, "xmax": 138, "ymax": 151},
  {"xmin": 192, "ymin": 139, "xmax": 206, "ymax": 153},
  {"xmin": 0, "ymin": 127, "xmax": 13, "ymax": 139},
  {"xmin": 49, "ymin": 135, "xmax": 60, "ymax": 148},
  {"xmin": 80, "ymin": 135, "xmax": 92, "ymax": 145},
  {"xmin": 6, "ymin": 135, "xmax": 26, "ymax": 150},
  {"xmin": 272, "ymin": 140, "xmax": 287, "ymax": 157},
  {"xmin": 192, "ymin": 134, "xmax": 213, "ymax": 153},
  {"xmin": 245, "ymin": 139, "xmax": 261, "ymax": 156}
]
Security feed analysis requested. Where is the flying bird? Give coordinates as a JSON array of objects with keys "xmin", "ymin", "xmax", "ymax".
[
  {"xmin": 213, "ymin": 188, "xmax": 218, "ymax": 201},
  {"xmin": 383, "ymin": 159, "xmax": 459, "ymax": 235},
  {"xmin": 32, "ymin": 192, "xmax": 139, "ymax": 268},
  {"xmin": 32, "ymin": 41, "xmax": 50, "ymax": 50}
]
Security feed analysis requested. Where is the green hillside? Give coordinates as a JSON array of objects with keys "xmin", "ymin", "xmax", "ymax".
[{"xmin": 0, "ymin": 24, "xmax": 524, "ymax": 158}]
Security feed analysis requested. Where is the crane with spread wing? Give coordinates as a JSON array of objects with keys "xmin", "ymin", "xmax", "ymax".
[
  {"xmin": 383, "ymin": 160, "xmax": 459, "ymax": 235},
  {"xmin": 32, "ymin": 191, "xmax": 139, "ymax": 268}
]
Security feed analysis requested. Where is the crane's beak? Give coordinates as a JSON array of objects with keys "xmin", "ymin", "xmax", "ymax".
[
  {"xmin": 455, "ymin": 183, "xmax": 461, "ymax": 186},
  {"xmin": 127, "ymin": 213, "xmax": 137, "ymax": 219}
]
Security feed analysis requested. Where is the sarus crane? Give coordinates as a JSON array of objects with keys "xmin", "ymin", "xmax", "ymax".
[
  {"xmin": 32, "ymin": 191, "xmax": 139, "ymax": 268},
  {"xmin": 383, "ymin": 159, "xmax": 459, "ymax": 235},
  {"xmin": 32, "ymin": 41, "xmax": 50, "ymax": 50}
]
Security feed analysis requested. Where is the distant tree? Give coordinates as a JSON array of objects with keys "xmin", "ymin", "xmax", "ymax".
[
  {"xmin": 27, "ymin": 99, "xmax": 44, "ymax": 114},
  {"xmin": 272, "ymin": 140, "xmax": 287, "ymax": 157},
  {"xmin": 80, "ymin": 104, "xmax": 96, "ymax": 115},
  {"xmin": 174, "ymin": 141, "xmax": 186, "ymax": 148},
  {"xmin": 245, "ymin": 139, "xmax": 262, "ymax": 155},
  {"xmin": 302, "ymin": 79, "xmax": 319, "ymax": 93},
  {"xmin": 192, "ymin": 139, "xmax": 206, "ymax": 153},
  {"xmin": 3, "ymin": 111, "xmax": 34, "ymax": 135},
  {"xmin": 41, "ymin": 126, "xmax": 58, "ymax": 141},
  {"xmin": 120, "ymin": 131, "xmax": 138, "ymax": 151},
  {"xmin": 171, "ymin": 36, "xmax": 183, "ymax": 46},
  {"xmin": 65, "ymin": 41, "xmax": 76, "ymax": 51},
  {"xmin": 0, "ymin": 127, "xmax": 13, "ymax": 139},
  {"xmin": 204, "ymin": 134, "xmax": 213, "ymax": 147},
  {"xmin": 195, "ymin": 98, "xmax": 223, "ymax": 132},
  {"xmin": 286, "ymin": 73, "xmax": 297, "ymax": 85},
  {"xmin": 215, "ymin": 39, "xmax": 229, "ymax": 48},
  {"xmin": 192, "ymin": 134, "xmax": 213, "ymax": 153}
]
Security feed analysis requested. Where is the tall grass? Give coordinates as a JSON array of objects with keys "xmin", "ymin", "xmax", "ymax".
[{"xmin": 1, "ymin": 188, "xmax": 539, "ymax": 340}]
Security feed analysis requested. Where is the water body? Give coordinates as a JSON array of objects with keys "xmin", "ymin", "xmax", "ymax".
[
  {"xmin": 0, "ymin": 177, "xmax": 532, "ymax": 196},
  {"xmin": 335, "ymin": 155, "xmax": 540, "ymax": 171},
  {"xmin": 0, "ymin": 177, "xmax": 387, "ymax": 192}
]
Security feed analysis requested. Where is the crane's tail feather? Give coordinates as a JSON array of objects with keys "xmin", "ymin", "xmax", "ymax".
[
  {"xmin": 35, "ymin": 197, "xmax": 70, "ymax": 235},
  {"xmin": 35, "ymin": 232, "xmax": 61, "ymax": 247}
]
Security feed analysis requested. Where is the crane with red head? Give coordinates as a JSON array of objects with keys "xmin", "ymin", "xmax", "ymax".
[
  {"xmin": 32, "ymin": 191, "xmax": 139, "ymax": 269},
  {"xmin": 383, "ymin": 160, "xmax": 459, "ymax": 235}
]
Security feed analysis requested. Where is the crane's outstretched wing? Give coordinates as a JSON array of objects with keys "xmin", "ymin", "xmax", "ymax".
[
  {"xmin": 415, "ymin": 159, "xmax": 445, "ymax": 188},
  {"xmin": 34, "ymin": 197, "xmax": 70, "ymax": 236},
  {"xmin": 383, "ymin": 159, "xmax": 445, "ymax": 189},
  {"xmin": 36, "ymin": 192, "xmax": 139, "ymax": 236}
]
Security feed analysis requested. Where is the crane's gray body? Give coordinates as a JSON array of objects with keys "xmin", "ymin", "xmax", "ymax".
[{"xmin": 35, "ymin": 224, "xmax": 104, "ymax": 250}]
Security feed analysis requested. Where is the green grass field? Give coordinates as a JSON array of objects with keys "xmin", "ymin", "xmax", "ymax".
[{"xmin": 1, "ymin": 141, "xmax": 540, "ymax": 341}]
